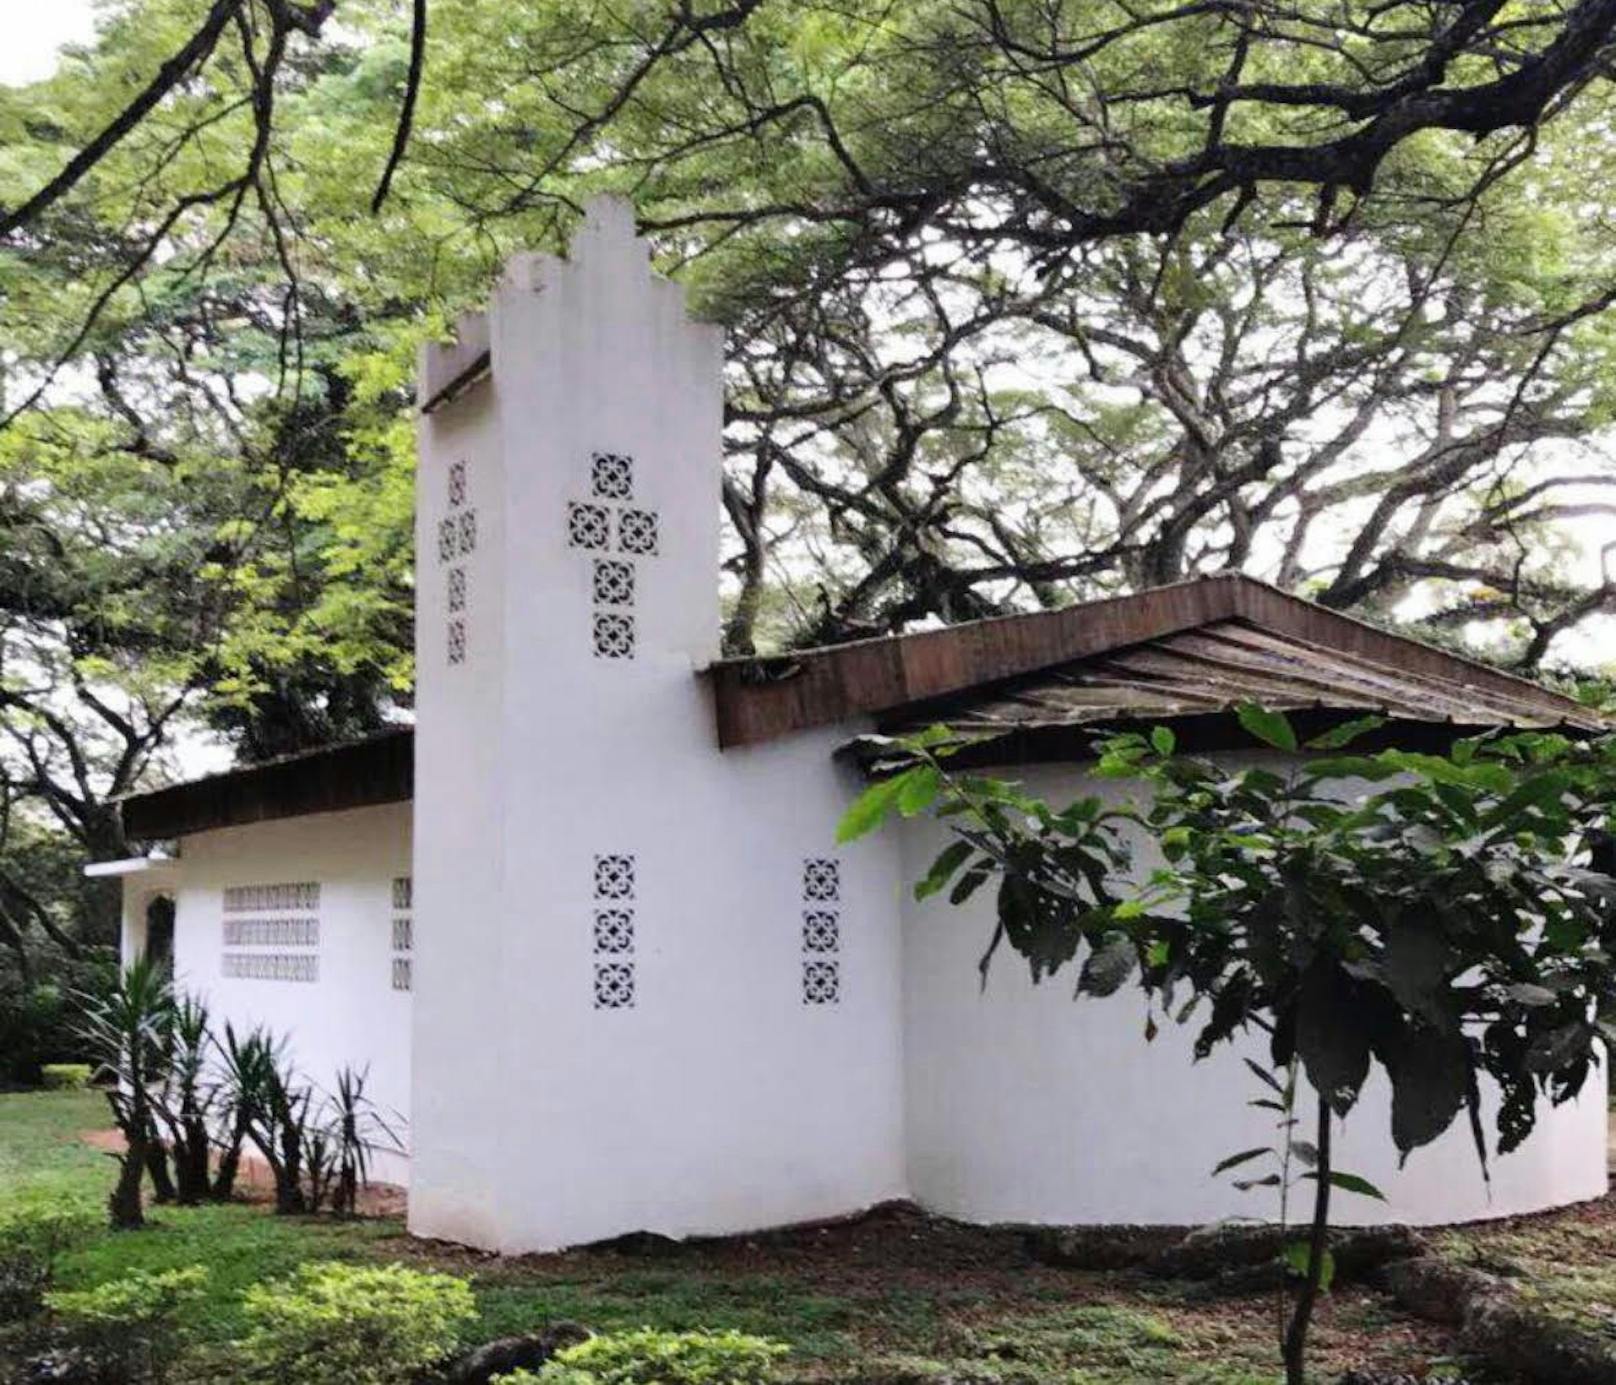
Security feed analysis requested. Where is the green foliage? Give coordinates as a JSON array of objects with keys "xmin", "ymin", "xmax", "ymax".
[
  {"xmin": 0, "ymin": 945, "xmax": 116, "ymax": 1085},
  {"xmin": 41, "ymin": 1063, "xmax": 93, "ymax": 1090},
  {"xmin": 237, "ymin": 1261, "xmax": 476, "ymax": 1385},
  {"xmin": 501, "ymin": 1329, "xmax": 790, "ymax": 1385},
  {"xmin": 853, "ymin": 717, "xmax": 1616, "ymax": 1165},
  {"xmin": 46, "ymin": 1265, "xmax": 209, "ymax": 1382},
  {"xmin": 47, "ymin": 1265, "xmax": 209, "ymax": 1327},
  {"xmin": 851, "ymin": 712, "xmax": 1616, "ymax": 1384}
]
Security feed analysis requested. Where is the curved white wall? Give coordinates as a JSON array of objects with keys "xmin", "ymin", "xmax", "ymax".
[{"xmin": 899, "ymin": 758, "xmax": 1608, "ymax": 1227}]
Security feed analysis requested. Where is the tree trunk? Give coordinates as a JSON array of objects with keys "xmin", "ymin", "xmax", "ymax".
[
  {"xmin": 212, "ymin": 1115, "xmax": 248, "ymax": 1200},
  {"xmin": 177, "ymin": 1107, "xmax": 211, "ymax": 1204},
  {"xmin": 106, "ymin": 1090, "xmax": 145, "ymax": 1230},
  {"xmin": 1283, "ymin": 1096, "xmax": 1333, "ymax": 1385},
  {"xmin": 143, "ymin": 1119, "xmax": 176, "ymax": 1203}
]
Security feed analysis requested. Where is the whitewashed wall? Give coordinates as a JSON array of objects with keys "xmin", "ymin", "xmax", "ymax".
[
  {"xmin": 899, "ymin": 757, "xmax": 1608, "ymax": 1226},
  {"xmin": 410, "ymin": 324, "xmax": 510, "ymax": 1246},
  {"xmin": 143, "ymin": 802, "xmax": 414, "ymax": 1185},
  {"xmin": 121, "ymin": 201, "xmax": 1604, "ymax": 1247},
  {"xmin": 411, "ymin": 200, "xmax": 907, "ymax": 1253}
]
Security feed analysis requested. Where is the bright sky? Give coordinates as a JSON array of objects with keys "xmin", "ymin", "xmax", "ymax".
[{"xmin": 3, "ymin": 0, "xmax": 98, "ymax": 86}]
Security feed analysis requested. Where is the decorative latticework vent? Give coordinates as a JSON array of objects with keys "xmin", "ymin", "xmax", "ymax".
[
  {"xmin": 593, "ymin": 559, "xmax": 634, "ymax": 606},
  {"xmin": 224, "ymin": 882, "xmax": 319, "ymax": 913},
  {"xmin": 618, "ymin": 509, "xmax": 658, "ymax": 556},
  {"xmin": 593, "ymin": 908, "xmax": 634, "ymax": 953},
  {"xmin": 800, "ymin": 859, "xmax": 841, "ymax": 1004},
  {"xmin": 591, "ymin": 452, "xmax": 633, "ymax": 500},
  {"xmin": 443, "ymin": 461, "xmax": 477, "ymax": 667},
  {"xmin": 594, "ymin": 854, "xmax": 636, "ymax": 900},
  {"xmin": 802, "ymin": 859, "xmax": 840, "ymax": 902},
  {"xmin": 802, "ymin": 911, "xmax": 839, "ymax": 953},
  {"xmin": 568, "ymin": 452, "xmax": 659, "ymax": 659},
  {"xmin": 568, "ymin": 501, "xmax": 611, "ymax": 550},
  {"xmin": 593, "ymin": 612, "xmax": 635, "ymax": 659},
  {"xmin": 592, "ymin": 854, "xmax": 636, "ymax": 1008},
  {"xmin": 224, "ymin": 918, "xmax": 319, "ymax": 947},
  {"xmin": 802, "ymin": 960, "xmax": 839, "ymax": 1005},
  {"xmin": 223, "ymin": 881, "xmax": 320, "ymax": 984},
  {"xmin": 224, "ymin": 953, "xmax": 318, "ymax": 983},
  {"xmin": 593, "ymin": 961, "xmax": 635, "ymax": 1009},
  {"xmin": 391, "ymin": 875, "xmax": 413, "ymax": 993}
]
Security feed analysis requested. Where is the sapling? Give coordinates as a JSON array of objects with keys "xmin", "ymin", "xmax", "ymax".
[{"xmin": 841, "ymin": 712, "xmax": 1616, "ymax": 1384}]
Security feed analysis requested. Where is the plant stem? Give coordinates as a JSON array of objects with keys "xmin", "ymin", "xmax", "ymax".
[{"xmin": 1283, "ymin": 1094, "xmax": 1333, "ymax": 1385}]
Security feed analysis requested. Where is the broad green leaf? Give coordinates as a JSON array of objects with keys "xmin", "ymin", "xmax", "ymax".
[
  {"xmin": 1150, "ymin": 726, "xmax": 1177, "ymax": 755},
  {"xmin": 1236, "ymin": 702, "xmax": 1298, "ymax": 752},
  {"xmin": 1304, "ymin": 715, "xmax": 1386, "ymax": 751},
  {"xmin": 836, "ymin": 772, "xmax": 910, "ymax": 843},
  {"xmin": 915, "ymin": 839, "xmax": 973, "ymax": 901},
  {"xmin": 897, "ymin": 765, "xmax": 942, "ymax": 817}
]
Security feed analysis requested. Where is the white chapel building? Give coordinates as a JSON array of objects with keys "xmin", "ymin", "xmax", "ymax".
[{"xmin": 108, "ymin": 200, "xmax": 1610, "ymax": 1253}]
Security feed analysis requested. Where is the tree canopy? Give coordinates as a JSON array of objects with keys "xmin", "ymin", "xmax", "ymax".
[{"xmin": 3, "ymin": 1, "xmax": 1616, "ymax": 921}]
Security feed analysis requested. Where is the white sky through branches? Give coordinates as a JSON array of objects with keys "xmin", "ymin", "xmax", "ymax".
[{"xmin": 2, "ymin": 1, "xmax": 97, "ymax": 86}]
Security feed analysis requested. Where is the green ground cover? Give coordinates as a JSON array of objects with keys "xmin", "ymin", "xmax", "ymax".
[{"xmin": 6, "ymin": 1088, "xmax": 1600, "ymax": 1383}]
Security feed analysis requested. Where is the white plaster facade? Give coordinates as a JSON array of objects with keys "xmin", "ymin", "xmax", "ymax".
[
  {"xmin": 119, "ymin": 803, "xmax": 414, "ymax": 1187},
  {"xmin": 118, "ymin": 201, "xmax": 1608, "ymax": 1251}
]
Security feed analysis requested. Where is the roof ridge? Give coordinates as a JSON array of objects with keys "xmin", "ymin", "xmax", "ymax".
[{"xmin": 708, "ymin": 574, "xmax": 1607, "ymax": 747}]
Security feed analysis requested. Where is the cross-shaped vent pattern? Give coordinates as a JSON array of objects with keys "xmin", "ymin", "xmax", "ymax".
[{"xmin": 567, "ymin": 453, "xmax": 659, "ymax": 658}]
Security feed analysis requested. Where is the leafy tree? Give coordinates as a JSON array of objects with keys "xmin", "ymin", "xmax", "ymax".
[
  {"xmin": 841, "ymin": 714, "xmax": 1616, "ymax": 1383},
  {"xmin": 6, "ymin": 2, "xmax": 1616, "ymax": 665},
  {"xmin": 2, "ymin": 2, "xmax": 1616, "ymax": 977}
]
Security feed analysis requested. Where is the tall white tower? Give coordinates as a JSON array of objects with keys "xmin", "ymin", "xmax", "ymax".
[{"xmin": 409, "ymin": 199, "xmax": 906, "ymax": 1251}]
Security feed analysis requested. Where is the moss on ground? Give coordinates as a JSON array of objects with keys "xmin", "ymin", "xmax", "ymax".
[{"xmin": 1434, "ymin": 1195, "xmax": 1616, "ymax": 1349}]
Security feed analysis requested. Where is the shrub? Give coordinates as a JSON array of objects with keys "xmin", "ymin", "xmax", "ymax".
[
  {"xmin": 45, "ymin": 1265, "xmax": 208, "ymax": 1382},
  {"xmin": 0, "ymin": 1249, "xmax": 49, "ymax": 1323},
  {"xmin": 238, "ymin": 1261, "xmax": 476, "ymax": 1385},
  {"xmin": 40, "ymin": 1062, "xmax": 93, "ymax": 1090},
  {"xmin": 0, "ymin": 946, "xmax": 115, "ymax": 1086},
  {"xmin": 0, "ymin": 1205, "xmax": 99, "ymax": 1308},
  {"xmin": 499, "ymin": 1329, "xmax": 789, "ymax": 1385}
]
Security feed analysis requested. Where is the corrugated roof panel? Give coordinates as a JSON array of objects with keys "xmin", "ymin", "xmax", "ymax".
[{"xmin": 882, "ymin": 617, "xmax": 1607, "ymax": 739}]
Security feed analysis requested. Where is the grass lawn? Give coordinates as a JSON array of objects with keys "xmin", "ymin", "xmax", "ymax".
[{"xmin": 4, "ymin": 1088, "xmax": 1606, "ymax": 1383}]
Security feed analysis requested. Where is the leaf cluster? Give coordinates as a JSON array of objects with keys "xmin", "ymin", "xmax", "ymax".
[{"xmin": 843, "ymin": 710, "xmax": 1616, "ymax": 1166}]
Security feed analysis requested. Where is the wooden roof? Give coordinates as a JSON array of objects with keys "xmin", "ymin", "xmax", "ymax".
[
  {"xmin": 117, "ymin": 575, "xmax": 1604, "ymax": 840},
  {"xmin": 118, "ymin": 730, "xmax": 412, "ymax": 842},
  {"xmin": 707, "ymin": 573, "xmax": 1606, "ymax": 746}
]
